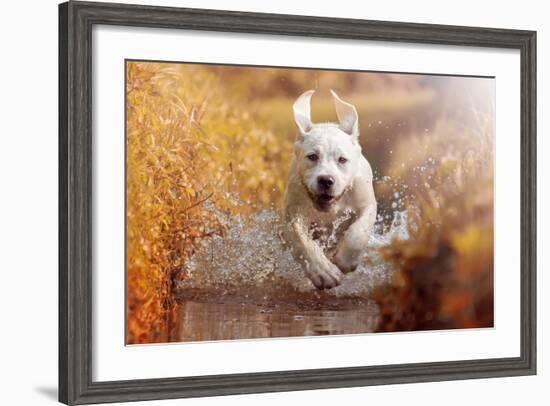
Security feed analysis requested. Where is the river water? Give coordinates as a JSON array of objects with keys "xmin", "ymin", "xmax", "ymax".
[{"xmin": 174, "ymin": 207, "xmax": 409, "ymax": 342}]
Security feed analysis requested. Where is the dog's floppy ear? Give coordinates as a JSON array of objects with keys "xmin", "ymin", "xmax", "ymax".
[
  {"xmin": 293, "ymin": 90, "xmax": 315, "ymax": 135},
  {"xmin": 331, "ymin": 89, "xmax": 359, "ymax": 138}
]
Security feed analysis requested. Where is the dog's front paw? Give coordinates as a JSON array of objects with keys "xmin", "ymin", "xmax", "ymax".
[
  {"xmin": 306, "ymin": 261, "xmax": 343, "ymax": 290},
  {"xmin": 333, "ymin": 249, "xmax": 361, "ymax": 274}
]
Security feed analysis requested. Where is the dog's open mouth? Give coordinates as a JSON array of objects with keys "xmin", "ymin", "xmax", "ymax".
[
  {"xmin": 314, "ymin": 193, "xmax": 337, "ymax": 211},
  {"xmin": 318, "ymin": 194, "xmax": 335, "ymax": 204},
  {"xmin": 302, "ymin": 182, "xmax": 343, "ymax": 212}
]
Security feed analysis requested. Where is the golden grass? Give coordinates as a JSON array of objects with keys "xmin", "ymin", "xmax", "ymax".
[{"xmin": 125, "ymin": 62, "xmax": 296, "ymax": 343}]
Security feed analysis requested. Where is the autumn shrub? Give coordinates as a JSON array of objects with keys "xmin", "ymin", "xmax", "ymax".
[{"xmin": 374, "ymin": 93, "xmax": 495, "ymax": 331}]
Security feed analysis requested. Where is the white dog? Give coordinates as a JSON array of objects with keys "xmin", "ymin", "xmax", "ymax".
[{"xmin": 282, "ymin": 90, "xmax": 377, "ymax": 290}]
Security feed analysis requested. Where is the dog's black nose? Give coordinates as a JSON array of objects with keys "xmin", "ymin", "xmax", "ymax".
[{"xmin": 317, "ymin": 175, "xmax": 335, "ymax": 189}]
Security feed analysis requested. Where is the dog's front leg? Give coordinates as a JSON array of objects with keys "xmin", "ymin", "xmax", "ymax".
[
  {"xmin": 333, "ymin": 204, "xmax": 376, "ymax": 273},
  {"xmin": 282, "ymin": 218, "xmax": 343, "ymax": 290}
]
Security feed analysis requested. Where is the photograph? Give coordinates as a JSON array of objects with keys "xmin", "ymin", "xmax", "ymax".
[
  {"xmin": 125, "ymin": 60, "xmax": 495, "ymax": 344},
  {"xmin": 1, "ymin": 0, "xmax": 543, "ymax": 403}
]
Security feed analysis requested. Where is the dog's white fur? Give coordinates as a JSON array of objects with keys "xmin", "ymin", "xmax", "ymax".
[{"xmin": 282, "ymin": 90, "xmax": 377, "ymax": 290}]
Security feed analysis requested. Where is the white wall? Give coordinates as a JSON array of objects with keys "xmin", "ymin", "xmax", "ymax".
[{"xmin": 0, "ymin": 0, "xmax": 546, "ymax": 405}]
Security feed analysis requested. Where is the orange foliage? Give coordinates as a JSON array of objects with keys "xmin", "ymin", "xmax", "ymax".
[{"xmin": 374, "ymin": 100, "xmax": 495, "ymax": 331}]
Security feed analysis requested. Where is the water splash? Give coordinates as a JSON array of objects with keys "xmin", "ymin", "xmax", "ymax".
[{"xmin": 177, "ymin": 200, "xmax": 409, "ymax": 310}]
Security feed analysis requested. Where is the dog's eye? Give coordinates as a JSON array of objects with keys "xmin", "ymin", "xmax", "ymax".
[
  {"xmin": 307, "ymin": 153, "xmax": 319, "ymax": 162},
  {"xmin": 338, "ymin": 157, "xmax": 348, "ymax": 164}
]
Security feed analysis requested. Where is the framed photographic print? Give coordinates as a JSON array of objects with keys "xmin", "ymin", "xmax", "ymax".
[{"xmin": 59, "ymin": 1, "xmax": 536, "ymax": 404}]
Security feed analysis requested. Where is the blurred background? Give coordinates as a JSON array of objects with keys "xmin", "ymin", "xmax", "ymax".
[{"xmin": 126, "ymin": 61, "xmax": 494, "ymax": 344}]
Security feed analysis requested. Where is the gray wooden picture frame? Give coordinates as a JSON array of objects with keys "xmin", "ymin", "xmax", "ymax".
[{"xmin": 59, "ymin": 1, "xmax": 537, "ymax": 404}]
